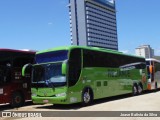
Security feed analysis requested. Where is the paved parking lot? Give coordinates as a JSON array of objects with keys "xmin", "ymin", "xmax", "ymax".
[{"xmin": 1, "ymin": 90, "xmax": 160, "ymax": 120}]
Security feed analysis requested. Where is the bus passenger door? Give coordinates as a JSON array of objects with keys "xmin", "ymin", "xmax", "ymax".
[
  {"xmin": 103, "ymin": 79, "xmax": 117, "ymax": 97},
  {"xmin": 95, "ymin": 80, "xmax": 103, "ymax": 98},
  {"xmin": 154, "ymin": 62, "xmax": 160, "ymax": 89}
]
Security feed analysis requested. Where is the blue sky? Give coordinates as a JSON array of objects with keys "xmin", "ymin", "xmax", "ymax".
[{"xmin": 0, "ymin": 0, "xmax": 160, "ymax": 55}]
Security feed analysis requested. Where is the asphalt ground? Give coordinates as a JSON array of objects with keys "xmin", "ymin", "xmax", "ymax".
[{"xmin": 1, "ymin": 90, "xmax": 160, "ymax": 120}]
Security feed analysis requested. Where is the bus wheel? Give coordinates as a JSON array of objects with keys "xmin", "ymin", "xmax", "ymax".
[
  {"xmin": 137, "ymin": 83, "xmax": 143, "ymax": 94},
  {"xmin": 11, "ymin": 92, "xmax": 24, "ymax": 108},
  {"xmin": 132, "ymin": 84, "xmax": 138, "ymax": 96},
  {"xmin": 82, "ymin": 88, "xmax": 93, "ymax": 106}
]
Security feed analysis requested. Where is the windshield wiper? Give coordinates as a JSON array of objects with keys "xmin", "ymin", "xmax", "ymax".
[{"xmin": 45, "ymin": 79, "xmax": 54, "ymax": 88}]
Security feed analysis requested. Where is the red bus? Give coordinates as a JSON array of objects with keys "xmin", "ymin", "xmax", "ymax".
[
  {"xmin": 146, "ymin": 58, "xmax": 160, "ymax": 90},
  {"xmin": 0, "ymin": 49, "xmax": 35, "ymax": 107}
]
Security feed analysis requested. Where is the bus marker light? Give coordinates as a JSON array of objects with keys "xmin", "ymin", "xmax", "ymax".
[{"xmin": 55, "ymin": 93, "xmax": 66, "ymax": 97}]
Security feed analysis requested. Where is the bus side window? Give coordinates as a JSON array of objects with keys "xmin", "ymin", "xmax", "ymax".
[
  {"xmin": 68, "ymin": 49, "xmax": 81, "ymax": 87},
  {"xmin": 0, "ymin": 66, "xmax": 11, "ymax": 85},
  {"xmin": 83, "ymin": 50, "xmax": 94, "ymax": 67},
  {"xmin": 83, "ymin": 50, "xmax": 119, "ymax": 68},
  {"xmin": 0, "ymin": 68, "xmax": 4, "ymax": 85}
]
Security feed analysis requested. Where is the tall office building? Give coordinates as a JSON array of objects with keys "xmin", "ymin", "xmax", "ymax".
[
  {"xmin": 135, "ymin": 45, "xmax": 154, "ymax": 58},
  {"xmin": 69, "ymin": 0, "xmax": 118, "ymax": 50}
]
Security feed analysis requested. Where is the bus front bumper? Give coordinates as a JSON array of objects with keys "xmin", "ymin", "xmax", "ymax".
[{"xmin": 32, "ymin": 96, "xmax": 68, "ymax": 104}]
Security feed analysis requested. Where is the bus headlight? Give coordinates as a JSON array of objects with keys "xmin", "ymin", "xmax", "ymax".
[{"xmin": 55, "ymin": 93, "xmax": 66, "ymax": 97}]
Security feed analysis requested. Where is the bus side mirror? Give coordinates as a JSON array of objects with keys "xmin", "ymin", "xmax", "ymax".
[
  {"xmin": 62, "ymin": 62, "xmax": 67, "ymax": 75},
  {"xmin": 22, "ymin": 64, "xmax": 33, "ymax": 77}
]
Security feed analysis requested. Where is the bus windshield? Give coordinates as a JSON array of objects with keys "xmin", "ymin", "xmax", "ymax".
[
  {"xmin": 36, "ymin": 50, "xmax": 68, "ymax": 64},
  {"xmin": 32, "ymin": 63, "xmax": 66, "ymax": 87}
]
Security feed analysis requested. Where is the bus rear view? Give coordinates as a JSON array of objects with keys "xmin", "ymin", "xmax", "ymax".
[{"xmin": 0, "ymin": 49, "xmax": 35, "ymax": 107}]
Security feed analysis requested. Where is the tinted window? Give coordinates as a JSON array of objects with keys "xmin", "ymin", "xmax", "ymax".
[
  {"xmin": 68, "ymin": 49, "xmax": 81, "ymax": 86},
  {"xmin": 36, "ymin": 50, "xmax": 68, "ymax": 64},
  {"xmin": 83, "ymin": 49, "xmax": 145, "ymax": 68},
  {"xmin": 0, "ymin": 66, "xmax": 11, "ymax": 85}
]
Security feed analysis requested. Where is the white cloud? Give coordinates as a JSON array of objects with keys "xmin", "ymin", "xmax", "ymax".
[{"xmin": 48, "ymin": 22, "xmax": 53, "ymax": 25}]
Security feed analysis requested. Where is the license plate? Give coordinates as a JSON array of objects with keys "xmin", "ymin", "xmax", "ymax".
[{"xmin": 43, "ymin": 100, "xmax": 49, "ymax": 103}]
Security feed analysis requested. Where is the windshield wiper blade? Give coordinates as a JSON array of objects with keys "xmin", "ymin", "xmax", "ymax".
[{"xmin": 45, "ymin": 79, "xmax": 54, "ymax": 88}]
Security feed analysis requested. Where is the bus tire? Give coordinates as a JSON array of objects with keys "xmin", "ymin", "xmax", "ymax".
[
  {"xmin": 11, "ymin": 92, "xmax": 24, "ymax": 108},
  {"xmin": 137, "ymin": 83, "xmax": 143, "ymax": 94},
  {"xmin": 132, "ymin": 84, "xmax": 138, "ymax": 96},
  {"xmin": 81, "ymin": 87, "xmax": 93, "ymax": 106}
]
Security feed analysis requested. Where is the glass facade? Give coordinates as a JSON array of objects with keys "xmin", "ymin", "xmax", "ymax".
[
  {"xmin": 93, "ymin": 0, "xmax": 115, "ymax": 7},
  {"xmin": 69, "ymin": 0, "xmax": 118, "ymax": 50}
]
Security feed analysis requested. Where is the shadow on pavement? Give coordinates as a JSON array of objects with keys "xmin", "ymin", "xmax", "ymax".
[
  {"xmin": 1, "ymin": 89, "xmax": 159, "ymax": 111},
  {"xmin": 0, "ymin": 101, "xmax": 33, "ymax": 111},
  {"xmin": 35, "ymin": 89, "xmax": 160, "ymax": 110}
]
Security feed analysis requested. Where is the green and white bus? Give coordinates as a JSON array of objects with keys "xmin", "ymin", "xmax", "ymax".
[{"xmin": 22, "ymin": 46, "xmax": 147, "ymax": 105}]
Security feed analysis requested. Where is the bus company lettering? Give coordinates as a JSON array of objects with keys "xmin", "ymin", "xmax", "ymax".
[{"xmin": 106, "ymin": 69, "xmax": 130, "ymax": 78}]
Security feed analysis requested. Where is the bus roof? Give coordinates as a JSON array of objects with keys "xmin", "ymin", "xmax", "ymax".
[
  {"xmin": 36, "ymin": 46, "xmax": 145, "ymax": 59},
  {"xmin": 146, "ymin": 58, "xmax": 160, "ymax": 63},
  {"xmin": 0, "ymin": 48, "xmax": 36, "ymax": 54}
]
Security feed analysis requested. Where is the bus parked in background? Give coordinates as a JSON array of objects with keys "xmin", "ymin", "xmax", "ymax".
[
  {"xmin": 0, "ymin": 49, "xmax": 35, "ymax": 107},
  {"xmin": 146, "ymin": 58, "xmax": 160, "ymax": 90},
  {"xmin": 22, "ymin": 46, "xmax": 147, "ymax": 106}
]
